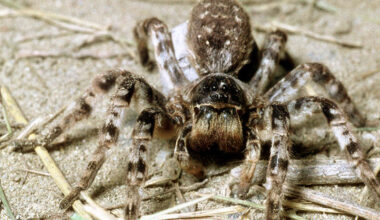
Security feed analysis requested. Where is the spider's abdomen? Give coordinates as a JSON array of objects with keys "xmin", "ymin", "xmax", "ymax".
[{"xmin": 187, "ymin": 0, "xmax": 253, "ymax": 76}]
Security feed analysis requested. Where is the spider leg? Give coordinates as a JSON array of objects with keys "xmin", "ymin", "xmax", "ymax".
[
  {"xmin": 230, "ymin": 127, "xmax": 261, "ymax": 198},
  {"xmin": 174, "ymin": 123, "xmax": 205, "ymax": 179},
  {"xmin": 12, "ymin": 69, "xmax": 127, "ymax": 152},
  {"xmin": 134, "ymin": 18, "xmax": 188, "ymax": 94},
  {"xmin": 265, "ymin": 63, "xmax": 366, "ymax": 126},
  {"xmin": 287, "ymin": 96, "xmax": 380, "ymax": 199},
  {"xmin": 125, "ymin": 107, "xmax": 173, "ymax": 219},
  {"xmin": 58, "ymin": 71, "xmax": 172, "ymax": 219},
  {"xmin": 249, "ymin": 31, "xmax": 287, "ymax": 95},
  {"xmin": 264, "ymin": 104, "xmax": 291, "ymax": 220}
]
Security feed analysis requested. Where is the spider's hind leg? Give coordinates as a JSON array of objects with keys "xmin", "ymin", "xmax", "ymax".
[
  {"xmin": 287, "ymin": 96, "xmax": 380, "ymax": 199},
  {"xmin": 134, "ymin": 18, "xmax": 188, "ymax": 93},
  {"xmin": 249, "ymin": 30, "xmax": 287, "ymax": 95}
]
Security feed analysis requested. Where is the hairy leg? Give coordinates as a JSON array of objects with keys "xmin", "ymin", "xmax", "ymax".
[
  {"xmin": 59, "ymin": 100, "xmax": 123, "ymax": 209},
  {"xmin": 134, "ymin": 17, "xmax": 188, "ymax": 94},
  {"xmin": 287, "ymin": 96, "xmax": 380, "ymax": 199},
  {"xmin": 249, "ymin": 31, "xmax": 287, "ymax": 95},
  {"xmin": 12, "ymin": 69, "xmax": 130, "ymax": 152},
  {"xmin": 264, "ymin": 104, "xmax": 291, "ymax": 220},
  {"xmin": 174, "ymin": 123, "xmax": 205, "ymax": 179},
  {"xmin": 265, "ymin": 63, "xmax": 366, "ymax": 126},
  {"xmin": 58, "ymin": 71, "xmax": 170, "ymax": 216},
  {"xmin": 125, "ymin": 107, "xmax": 173, "ymax": 219},
  {"xmin": 230, "ymin": 127, "xmax": 261, "ymax": 198}
]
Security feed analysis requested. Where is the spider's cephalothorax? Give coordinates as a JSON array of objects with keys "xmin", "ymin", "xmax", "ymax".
[{"xmin": 13, "ymin": 0, "xmax": 380, "ymax": 219}]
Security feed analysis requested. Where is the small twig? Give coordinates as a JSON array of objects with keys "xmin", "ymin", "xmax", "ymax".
[
  {"xmin": 15, "ymin": 32, "xmax": 75, "ymax": 43},
  {"xmin": 197, "ymin": 193, "xmax": 306, "ymax": 220},
  {"xmin": 106, "ymin": 179, "xmax": 209, "ymax": 210},
  {"xmin": 15, "ymin": 168, "xmax": 50, "ymax": 177},
  {"xmin": 147, "ymin": 178, "xmax": 208, "ymax": 200},
  {"xmin": 232, "ymin": 157, "xmax": 380, "ymax": 185},
  {"xmin": 16, "ymin": 50, "xmax": 132, "ymax": 60},
  {"xmin": 1, "ymin": 86, "xmax": 93, "ymax": 220},
  {"xmin": 0, "ymin": 179, "xmax": 17, "ymax": 220},
  {"xmin": 296, "ymin": 0, "xmax": 338, "ymax": 13},
  {"xmin": 284, "ymin": 185, "xmax": 380, "ymax": 220},
  {"xmin": 15, "ymin": 98, "xmax": 71, "ymax": 140},
  {"xmin": 271, "ymin": 21, "xmax": 363, "ymax": 48},
  {"xmin": 355, "ymin": 126, "xmax": 380, "ymax": 132},
  {"xmin": 81, "ymin": 192, "xmax": 118, "ymax": 220},
  {"xmin": 140, "ymin": 195, "xmax": 213, "ymax": 220},
  {"xmin": 0, "ymin": 94, "xmax": 12, "ymax": 143},
  {"xmin": 0, "ymin": 1, "xmax": 135, "ymax": 59},
  {"xmin": 142, "ymin": 206, "xmax": 245, "ymax": 220},
  {"xmin": 284, "ymin": 200, "xmax": 340, "ymax": 214},
  {"xmin": 83, "ymin": 204, "xmax": 118, "ymax": 220},
  {"xmin": 356, "ymin": 68, "xmax": 380, "ymax": 80},
  {"xmin": 0, "ymin": 87, "xmax": 28, "ymax": 125},
  {"xmin": 0, "ymin": 0, "xmax": 105, "ymax": 31}
]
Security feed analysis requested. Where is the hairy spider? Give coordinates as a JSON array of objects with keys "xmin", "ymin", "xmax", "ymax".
[{"xmin": 13, "ymin": 0, "xmax": 380, "ymax": 219}]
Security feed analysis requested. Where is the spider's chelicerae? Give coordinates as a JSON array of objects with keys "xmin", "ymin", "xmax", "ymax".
[{"xmin": 13, "ymin": 0, "xmax": 380, "ymax": 219}]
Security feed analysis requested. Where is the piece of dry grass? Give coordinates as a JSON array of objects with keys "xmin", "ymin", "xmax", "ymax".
[
  {"xmin": 0, "ymin": 90, "xmax": 13, "ymax": 143},
  {"xmin": 0, "ymin": 0, "xmax": 135, "ymax": 59},
  {"xmin": 0, "ymin": 86, "xmax": 93, "ymax": 220},
  {"xmin": 252, "ymin": 21, "xmax": 363, "ymax": 48},
  {"xmin": 0, "ymin": 179, "xmax": 16, "ymax": 220},
  {"xmin": 284, "ymin": 185, "xmax": 380, "ymax": 220},
  {"xmin": 196, "ymin": 193, "xmax": 307, "ymax": 220}
]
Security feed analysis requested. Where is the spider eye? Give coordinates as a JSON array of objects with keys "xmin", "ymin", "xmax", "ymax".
[
  {"xmin": 221, "ymin": 85, "xmax": 227, "ymax": 91},
  {"xmin": 211, "ymin": 85, "xmax": 217, "ymax": 91}
]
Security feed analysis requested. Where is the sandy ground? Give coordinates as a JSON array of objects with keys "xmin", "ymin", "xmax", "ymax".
[{"xmin": 0, "ymin": 0, "xmax": 380, "ymax": 219}]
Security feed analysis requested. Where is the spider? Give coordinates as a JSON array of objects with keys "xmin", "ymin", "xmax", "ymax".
[{"xmin": 12, "ymin": 0, "xmax": 380, "ymax": 219}]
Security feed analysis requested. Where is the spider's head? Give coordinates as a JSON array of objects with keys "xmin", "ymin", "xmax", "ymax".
[{"xmin": 188, "ymin": 74, "xmax": 247, "ymax": 153}]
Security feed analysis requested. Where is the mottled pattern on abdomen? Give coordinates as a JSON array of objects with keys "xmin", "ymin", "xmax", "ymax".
[{"xmin": 187, "ymin": 0, "xmax": 253, "ymax": 76}]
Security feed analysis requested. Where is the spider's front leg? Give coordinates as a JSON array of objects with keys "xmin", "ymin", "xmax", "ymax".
[
  {"xmin": 229, "ymin": 104, "xmax": 290, "ymax": 220},
  {"xmin": 12, "ymin": 69, "xmax": 125, "ymax": 152},
  {"xmin": 174, "ymin": 123, "xmax": 205, "ymax": 179},
  {"xmin": 287, "ymin": 96, "xmax": 380, "ymax": 199},
  {"xmin": 125, "ymin": 107, "xmax": 174, "ymax": 219},
  {"xmin": 59, "ymin": 71, "xmax": 174, "ymax": 220},
  {"xmin": 265, "ymin": 63, "xmax": 366, "ymax": 126},
  {"xmin": 264, "ymin": 104, "xmax": 291, "ymax": 220},
  {"xmin": 229, "ymin": 127, "xmax": 261, "ymax": 198}
]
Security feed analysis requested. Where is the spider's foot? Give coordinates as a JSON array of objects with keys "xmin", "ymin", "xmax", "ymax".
[
  {"xmin": 59, "ymin": 187, "xmax": 82, "ymax": 210},
  {"xmin": 226, "ymin": 166, "xmax": 252, "ymax": 199},
  {"xmin": 228, "ymin": 179, "xmax": 251, "ymax": 199},
  {"xmin": 125, "ymin": 199, "xmax": 139, "ymax": 220},
  {"xmin": 11, "ymin": 139, "xmax": 43, "ymax": 152}
]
